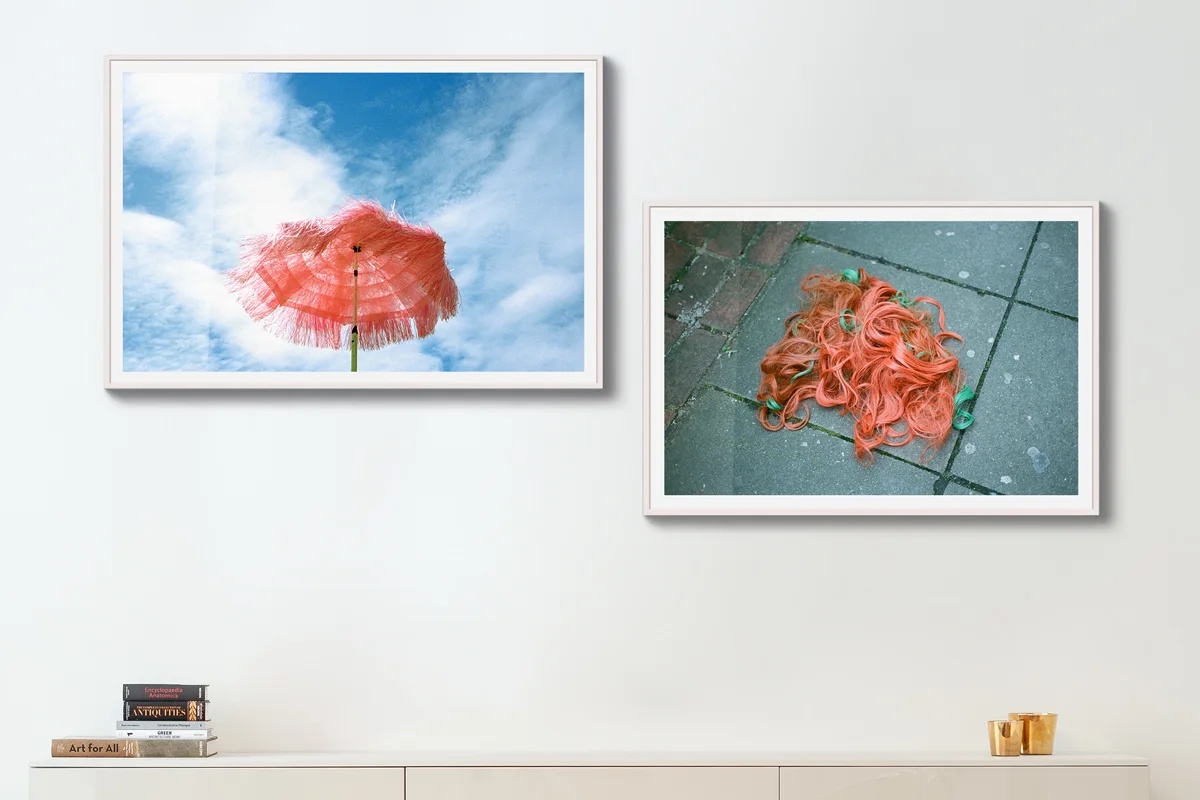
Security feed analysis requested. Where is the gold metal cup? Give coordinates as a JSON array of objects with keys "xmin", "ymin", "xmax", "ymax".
[
  {"xmin": 1008, "ymin": 712, "xmax": 1058, "ymax": 755},
  {"xmin": 988, "ymin": 719, "xmax": 1025, "ymax": 756}
]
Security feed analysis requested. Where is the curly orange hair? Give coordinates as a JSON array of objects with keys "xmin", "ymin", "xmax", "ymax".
[{"xmin": 756, "ymin": 268, "xmax": 971, "ymax": 462}]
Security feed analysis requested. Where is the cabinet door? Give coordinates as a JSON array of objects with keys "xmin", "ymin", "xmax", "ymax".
[
  {"xmin": 407, "ymin": 767, "xmax": 777, "ymax": 800},
  {"xmin": 29, "ymin": 766, "xmax": 405, "ymax": 800},
  {"xmin": 780, "ymin": 766, "xmax": 1149, "ymax": 800}
]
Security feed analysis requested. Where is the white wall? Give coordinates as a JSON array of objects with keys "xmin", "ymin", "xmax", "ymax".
[{"xmin": 1, "ymin": 0, "xmax": 1196, "ymax": 798}]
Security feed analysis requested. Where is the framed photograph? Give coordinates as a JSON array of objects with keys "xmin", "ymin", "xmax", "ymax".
[
  {"xmin": 645, "ymin": 202, "xmax": 1098, "ymax": 515},
  {"xmin": 106, "ymin": 56, "xmax": 602, "ymax": 389}
]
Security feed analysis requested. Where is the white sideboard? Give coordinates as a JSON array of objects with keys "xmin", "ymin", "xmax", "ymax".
[{"xmin": 28, "ymin": 752, "xmax": 1149, "ymax": 800}]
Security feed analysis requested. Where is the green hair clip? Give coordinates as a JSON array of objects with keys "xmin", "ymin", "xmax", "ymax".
[
  {"xmin": 952, "ymin": 385, "xmax": 976, "ymax": 430},
  {"xmin": 789, "ymin": 363, "xmax": 815, "ymax": 383}
]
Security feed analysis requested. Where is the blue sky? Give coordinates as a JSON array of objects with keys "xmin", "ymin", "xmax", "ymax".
[{"xmin": 121, "ymin": 70, "xmax": 586, "ymax": 372}]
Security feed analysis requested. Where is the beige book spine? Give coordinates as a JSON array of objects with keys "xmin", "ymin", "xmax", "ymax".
[
  {"xmin": 129, "ymin": 736, "xmax": 217, "ymax": 757},
  {"xmin": 51, "ymin": 739, "xmax": 135, "ymax": 758},
  {"xmin": 52, "ymin": 737, "xmax": 217, "ymax": 757}
]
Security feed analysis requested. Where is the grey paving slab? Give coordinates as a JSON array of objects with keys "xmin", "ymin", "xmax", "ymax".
[
  {"xmin": 951, "ymin": 304, "xmax": 1078, "ymax": 495},
  {"xmin": 1018, "ymin": 221, "xmax": 1079, "ymax": 317},
  {"xmin": 665, "ymin": 328, "xmax": 727, "ymax": 407},
  {"xmin": 664, "ymin": 388, "xmax": 938, "ymax": 496},
  {"xmin": 944, "ymin": 482, "xmax": 992, "ymax": 496},
  {"xmin": 706, "ymin": 242, "xmax": 1007, "ymax": 471},
  {"xmin": 804, "ymin": 221, "xmax": 1037, "ymax": 296}
]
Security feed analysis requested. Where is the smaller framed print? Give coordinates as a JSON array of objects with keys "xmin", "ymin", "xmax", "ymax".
[
  {"xmin": 106, "ymin": 56, "xmax": 602, "ymax": 389},
  {"xmin": 645, "ymin": 202, "xmax": 1098, "ymax": 515}
]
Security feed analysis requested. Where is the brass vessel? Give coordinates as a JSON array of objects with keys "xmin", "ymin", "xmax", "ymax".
[
  {"xmin": 1008, "ymin": 712, "xmax": 1058, "ymax": 755},
  {"xmin": 987, "ymin": 719, "xmax": 1025, "ymax": 757}
]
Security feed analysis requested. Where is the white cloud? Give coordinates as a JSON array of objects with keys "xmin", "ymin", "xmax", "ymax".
[
  {"xmin": 121, "ymin": 71, "xmax": 585, "ymax": 373},
  {"xmin": 497, "ymin": 272, "xmax": 581, "ymax": 323},
  {"xmin": 124, "ymin": 73, "xmax": 348, "ymax": 261},
  {"xmin": 406, "ymin": 74, "xmax": 586, "ymax": 372},
  {"xmin": 122, "ymin": 74, "xmax": 439, "ymax": 372}
]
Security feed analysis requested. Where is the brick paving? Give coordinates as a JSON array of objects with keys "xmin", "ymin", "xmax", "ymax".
[
  {"xmin": 664, "ymin": 252, "xmax": 727, "ymax": 318},
  {"xmin": 663, "ymin": 316, "xmax": 688, "ymax": 351},
  {"xmin": 662, "ymin": 220, "xmax": 1080, "ymax": 497},
  {"xmin": 664, "ymin": 238, "xmax": 695, "ymax": 288},
  {"xmin": 662, "ymin": 220, "xmax": 804, "ymax": 430},
  {"xmin": 704, "ymin": 221, "xmax": 760, "ymax": 258},
  {"xmin": 746, "ymin": 221, "xmax": 804, "ymax": 266},
  {"xmin": 701, "ymin": 266, "xmax": 769, "ymax": 331}
]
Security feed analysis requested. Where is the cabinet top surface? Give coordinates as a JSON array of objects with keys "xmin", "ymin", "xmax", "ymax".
[{"xmin": 29, "ymin": 751, "xmax": 1150, "ymax": 768}]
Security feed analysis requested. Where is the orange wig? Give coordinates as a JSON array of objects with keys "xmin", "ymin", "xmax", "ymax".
[{"xmin": 756, "ymin": 268, "xmax": 974, "ymax": 462}]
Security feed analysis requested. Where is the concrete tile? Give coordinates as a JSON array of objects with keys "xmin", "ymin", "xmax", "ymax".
[
  {"xmin": 804, "ymin": 221, "xmax": 1037, "ymax": 296},
  {"xmin": 664, "ymin": 388, "xmax": 938, "ymax": 496},
  {"xmin": 664, "ymin": 328, "xmax": 726, "ymax": 407},
  {"xmin": 706, "ymin": 242, "xmax": 1007, "ymax": 471},
  {"xmin": 1018, "ymin": 221, "xmax": 1079, "ymax": 316},
  {"xmin": 944, "ymin": 482, "xmax": 991, "ymax": 496},
  {"xmin": 951, "ymin": 304, "xmax": 1078, "ymax": 495}
]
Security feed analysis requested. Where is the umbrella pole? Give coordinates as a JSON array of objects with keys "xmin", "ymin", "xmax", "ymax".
[{"xmin": 351, "ymin": 248, "xmax": 360, "ymax": 372}]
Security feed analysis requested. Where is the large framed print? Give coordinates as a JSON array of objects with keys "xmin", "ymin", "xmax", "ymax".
[
  {"xmin": 106, "ymin": 56, "xmax": 602, "ymax": 389},
  {"xmin": 645, "ymin": 202, "xmax": 1099, "ymax": 515}
]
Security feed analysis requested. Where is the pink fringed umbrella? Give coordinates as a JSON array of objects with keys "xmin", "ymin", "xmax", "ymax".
[{"xmin": 225, "ymin": 198, "xmax": 459, "ymax": 371}]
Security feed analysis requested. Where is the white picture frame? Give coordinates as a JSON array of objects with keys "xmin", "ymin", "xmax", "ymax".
[
  {"xmin": 645, "ymin": 202, "xmax": 1099, "ymax": 515},
  {"xmin": 106, "ymin": 56, "xmax": 602, "ymax": 389}
]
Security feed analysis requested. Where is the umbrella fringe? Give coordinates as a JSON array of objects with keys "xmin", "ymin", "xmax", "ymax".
[
  {"xmin": 259, "ymin": 305, "xmax": 346, "ymax": 350},
  {"xmin": 224, "ymin": 198, "xmax": 459, "ymax": 353},
  {"xmin": 222, "ymin": 264, "xmax": 279, "ymax": 323}
]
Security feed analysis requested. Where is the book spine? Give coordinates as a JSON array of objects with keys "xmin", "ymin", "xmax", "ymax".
[
  {"xmin": 123, "ymin": 684, "xmax": 208, "ymax": 701},
  {"xmin": 116, "ymin": 729, "xmax": 214, "ymax": 740},
  {"xmin": 52, "ymin": 739, "xmax": 135, "ymax": 758},
  {"xmin": 117, "ymin": 720, "xmax": 211, "ymax": 730},
  {"xmin": 124, "ymin": 700, "xmax": 209, "ymax": 721},
  {"xmin": 129, "ymin": 737, "xmax": 218, "ymax": 757}
]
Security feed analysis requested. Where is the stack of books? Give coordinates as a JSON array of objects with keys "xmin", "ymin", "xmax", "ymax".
[{"xmin": 51, "ymin": 684, "xmax": 218, "ymax": 758}]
